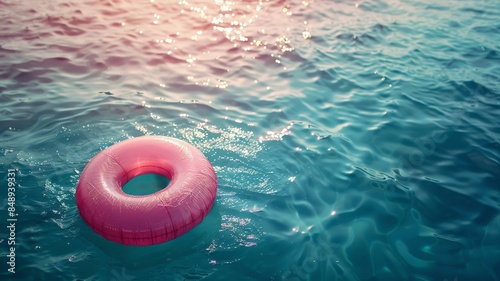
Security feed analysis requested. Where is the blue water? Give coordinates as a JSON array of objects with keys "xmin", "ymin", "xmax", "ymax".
[{"xmin": 1, "ymin": 0, "xmax": 499, "ymax": 280}]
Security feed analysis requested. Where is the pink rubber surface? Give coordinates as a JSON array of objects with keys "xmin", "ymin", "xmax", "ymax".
[{"xmin": 75, "ymin": 136, "xmax": 217, "ymax": 246}]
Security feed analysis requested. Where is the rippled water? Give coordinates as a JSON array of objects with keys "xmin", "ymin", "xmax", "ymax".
[{"xmin": 1, "ymin": 0, "xmax": 499, "ymax": 280}]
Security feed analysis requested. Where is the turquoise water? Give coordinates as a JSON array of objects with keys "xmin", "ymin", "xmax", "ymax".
[
  {"xmin": 122, "ymin": 174, "xmax": 171, "ymax": 196},
  {"xmin": 1, "ymin": 0, "xmax": 499, "ymax": 280}
]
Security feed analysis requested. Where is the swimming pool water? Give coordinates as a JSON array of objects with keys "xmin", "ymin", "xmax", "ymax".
[{"xmin": 1, "ymin": 0, "xmax": 499, "ymax": 280}]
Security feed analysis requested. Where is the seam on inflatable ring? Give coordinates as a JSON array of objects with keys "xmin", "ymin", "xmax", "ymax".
[
  {"xmin": 104, "ymin": 150, "xmax": 128, "ymax": 184},
  {"xmin": 81, "ymin": 179, "xmax": 100, "ymax": 225},
  {"xmin": 156, "ymin": 193, "xmax": 175, "ymax": 236}
]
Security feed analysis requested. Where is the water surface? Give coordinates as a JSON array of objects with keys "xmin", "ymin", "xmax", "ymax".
[{"xmin": 1, "ymin": 0, "xmax": 499, "ymax": 280}]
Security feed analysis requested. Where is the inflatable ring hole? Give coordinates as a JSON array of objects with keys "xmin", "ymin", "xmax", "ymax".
[{"xmin": 122, "ymin": 173, "xmax": 171, "ymax": 196}]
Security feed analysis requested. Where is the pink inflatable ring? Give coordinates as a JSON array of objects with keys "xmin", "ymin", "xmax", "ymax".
[{"xmin": 75, "ymin": 136, "xmax": 217, "ymax": 246}]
